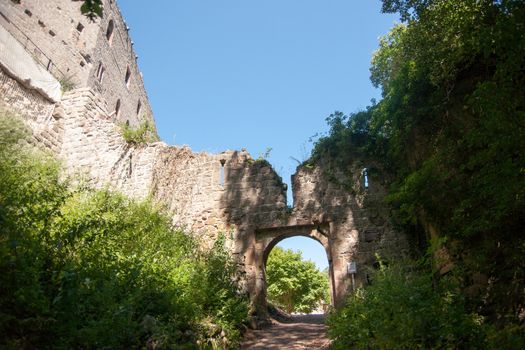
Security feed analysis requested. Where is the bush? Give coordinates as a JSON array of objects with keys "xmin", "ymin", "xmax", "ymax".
[
  {"xmin": 120, "ymin": 120, "xmax": 159, "ymax": 144},
  {"xmin": 327, "ymin": 261, "xmax": 496, "ymax": 349},
  {"xmin": 0, "ymin": 114, "xmax": 247, "ymax": 349}
]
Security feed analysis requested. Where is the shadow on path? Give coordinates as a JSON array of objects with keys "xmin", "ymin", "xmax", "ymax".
[{"xmin": 241, "ymin": 314, "xmax": 331, "ymax": 350}]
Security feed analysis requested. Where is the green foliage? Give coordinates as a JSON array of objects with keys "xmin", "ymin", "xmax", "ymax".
[
  {"xmin": 310, "ymin": 110, "xmax": 384, "ymax": 168},
  {"xmin": 265, "ymin": 247, "xmax": 329, "ymax": 313},
  {"xmin": 312, "ymin": 0, "xmax": 525, "ymax": 331},
  {"xmin": 0, "ymin": 115, "xmax": 247, "ymax": 349},
  {"xmin": 375, "ymin": 1, "xmax": 525, "ymax": 323},
  {"xmin": 80, "ymin": 0, "xmax": 103, "ymax": 21},
  {"xmin": 249, "ymin": 147, "xmax": 273, "ymax": 167},
  {"xmin": 381, "ymin": 0, "xmax": 428, "ymax": 21},
  {"xmin": 328, "ymin": 261, "xmax": 525, "ymax": 349},
  {"xmin": 120, "ymin": 120, "xmax": 159, "ymax": 145},
  {"xmin": 258, "ymin": 147, "xmax": 273, "ymax": 161}
]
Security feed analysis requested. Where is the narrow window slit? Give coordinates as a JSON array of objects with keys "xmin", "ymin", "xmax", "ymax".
[
  {"xmin": 96, "ymin": 62, "xmax": 105, "ymax": 82},
  {"xmin": 128, "ymin": 153, "xmax": 132, "ymax": 177},
  {"xmin": 106, "ymin": 19, "xmax": 114, "ymax": 43},
  {"xmin": 115, "ymin": 99, "xmax": 121, "ymax": 118},
  {"xmin": 219, "ymin": 159, "xmax": 226, "ymax": 186},
  {"xmin": 125, "ymin": 67, "xmax": 131, "ymax": 88}
]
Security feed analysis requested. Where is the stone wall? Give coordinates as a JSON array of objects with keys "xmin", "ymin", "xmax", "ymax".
[
  {"xmin": 0, "ymin": 0, "xmax": 408, "ymax": 325},
  {"xmin": 0, "ymin": 68, "xmax": 54, "ymax": 124},
  {"xmin": 0, "ymin": 71, "xmax": 408, "ymax": 322},
  {"xmin": 58, "ymin": 87, "xmax": 147, "ymax": 193},
  {"xmin": 233, "ymin": 160, "xmax": 408, "ymax": 321},
  {"xmin": 0, "ymin": 0, "xmax": 154, "ymax": 128},
  {"xmin": 290, "ymin": 162, "xmax": 408, "ymax": 300},
  {"xmin": 0, "ymin": 0, "xmax": 98, "ymax": 86},
  {"xmin": 86, "ymin": 0, "xmax": 154, "ymax": 128},
  {"xmin": 0, "ymin": 66, "xmax": 64, "ymax": 155},
  {"xmin": 0, "ymin": 71, "xmax": 287, "ymax": 257}
]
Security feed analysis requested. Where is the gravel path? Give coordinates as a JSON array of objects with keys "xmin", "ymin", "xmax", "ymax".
[{"xmin": 240, "ymin": 314, "xmax": 331, "ymax": 350}]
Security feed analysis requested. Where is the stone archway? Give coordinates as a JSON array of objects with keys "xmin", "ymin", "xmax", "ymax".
[
  {"xmin": 253, "ymin": 223, "xmax": 337, "ymax": 315},
  {"xmin": 227, "ymin": 161, "xmax": 410, "ymax": 326}
]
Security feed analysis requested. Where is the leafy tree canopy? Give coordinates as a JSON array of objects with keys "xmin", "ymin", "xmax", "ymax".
[
  {"xmin": 312, "ymin": 0, "xmax": 525, "ymax": 328},
  {"xmin": 266, "ymin": 246, "xmax": 329, "ymax": 314}
]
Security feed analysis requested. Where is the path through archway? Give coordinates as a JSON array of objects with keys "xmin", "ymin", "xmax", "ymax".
[
  {"xmin": 265, "ymin": 236, "xmax": 331, "ymax": 315},
  {"xmin": 251, "ymin": 224, "xmax": 337, "ymax": 319}
]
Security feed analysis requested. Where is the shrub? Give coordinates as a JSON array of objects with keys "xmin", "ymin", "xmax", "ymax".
[
  {"xmin": 120, "ymin": 120, "xmax": 159, "ymax": 144},
  {"xmin": 0, "ymin": 113, "xmax": 247, "ymax": 349},
  {"xmin": 327, "ymin": 261, "xmax": 492, "ymax": 349}
]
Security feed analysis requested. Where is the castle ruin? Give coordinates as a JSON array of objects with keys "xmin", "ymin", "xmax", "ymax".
[{"xmin": 0, "ymin": 0, "xmax": 407, "ymax": 323}]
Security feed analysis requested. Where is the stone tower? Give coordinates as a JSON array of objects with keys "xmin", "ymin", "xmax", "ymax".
[{"xmin": 0, "ymin": 0, "xmax": 154, "ymax": 128}]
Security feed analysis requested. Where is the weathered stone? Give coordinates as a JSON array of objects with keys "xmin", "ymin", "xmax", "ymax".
[
  {"xmin": 0, "ymin": 0, "xmax": 409, "ymax": 326},
  {"xmin": 0, "ymin": 0, "xmax": 154, "ymax": 129}
]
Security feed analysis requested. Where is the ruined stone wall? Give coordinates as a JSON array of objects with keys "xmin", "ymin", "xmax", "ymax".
[
  {"xmin": 56, "ymin": 88, "xmax": 156, "ymax": 197},
  {"xmin": 232, "ymin": 159, "xmax": 408, "ymax": 319},
  {"xmin": 0, "ymin": 69, "xmax": 285, "ymax": 262},
  {"xmin": 26, "ymin": 86, "xmax": 286, "ymax": 245},
  {"xmin": 0, "ymin": 0, "xmax": 408, "ymax": 322},
  {"xmin": 52, "ymin": 96, "xmax": 287, "ymax": 245},
  {"xmin": 0, "ymin": 0, "xmax": 154, "ymax": 128},
  {"xmin": 151, "ymin": 151, "xmax": 288, "ymax": 250},
  {"xmin": 290, "ymin": 163, "xmax": 409, "ymax": 300},
  {"xmin": 1, "ymin": 67, "xmax": 407, "ymax": 320},
  {"xmin": 0, "ymin": 66, "xmax": 65, "ymax": 155}
]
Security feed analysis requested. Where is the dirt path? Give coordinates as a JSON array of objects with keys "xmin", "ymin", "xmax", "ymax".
[{"xmin": 240, "ymin": 314, "xmax": 331, "ymax": 350}]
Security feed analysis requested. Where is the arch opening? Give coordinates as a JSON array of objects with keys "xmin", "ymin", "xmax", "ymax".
[
  {"xmin": 256, "ymin": 225, "xmax": 336, "ymax": 316},
  {"xmin": 265, "ymin": 236, "xmax": 331, "ymax": 315}
]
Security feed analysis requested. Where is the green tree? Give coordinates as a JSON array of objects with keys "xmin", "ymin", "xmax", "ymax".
[
  {"xmin": 266, "ymin": 247, "xmax": 329, "ymax": 314},
  {"xmin": 313, "ymin": 0, "xmax": 525, "ymax": 330}
]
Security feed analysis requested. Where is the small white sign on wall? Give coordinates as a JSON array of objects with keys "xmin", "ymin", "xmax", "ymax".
[{"xmin": 347, "ymin": 261, "xmax": 357, "ymax": 274}]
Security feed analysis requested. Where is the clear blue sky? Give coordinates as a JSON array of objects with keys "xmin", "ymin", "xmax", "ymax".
[{"xmin": 118, "ymin": 1, "xmax": 397, "ymax": 271}]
